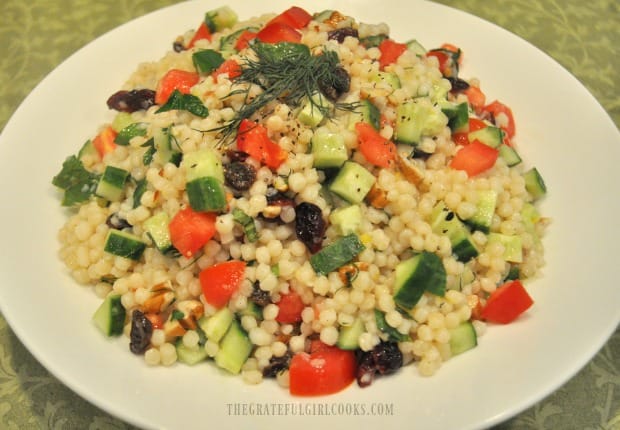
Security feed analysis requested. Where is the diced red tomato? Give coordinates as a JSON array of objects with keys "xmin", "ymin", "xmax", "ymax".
[
  {"xmin": 452, "ymin": 117, "xmax": 487, "ymax": 145},
  {"xmin": 355, "ymin": 122, "xmax": 397, "ymax": 168},
  {"xmin": 237, "ymin": 119, "xmax": 288, "ymax": 169},
  {"xmin": 450, "ymin": 140, "xmax": 499, "ymax": 176},
  {"xmin": 92, "ymin": 126, "xmax": 117, "ymax": 158},
  {"xmin": 483, "ymin": 100, "xmax": 516, "ymax": 139},
  {"xmin": 187, "ymin": 22, "xmax": 212, "ymax": 49},
  {"xmin": 256, "ymin": 22, "xmax": 301, "ymax": 44},
  {"xmin": 378, "ymin": 39, "xmax": 407, "ymax": 70},
  {"xmin": 211, "ymin": 59, "xmax": 242, "ymax": 81},
  {"xmin": 199, "ymin": 260, "xmax": 247, "ymax": 309},
  {"xmin": 155, "ymin": 69, "xmax": 200, "ymax": 105},
  {"xmin": 440, "ymin": 43, "xmax": 462, "ymax": 64},
  {"xmin": 234, "ymin": 30, "xmax": 258, "ymax": 50},
  {"xmin": 480, "ymin": 280, "xmax": 534, "ymax": 324},
  {"xmin": 463, "ymin": 85, "xmax": 486, "ymax": 113},
  {"xmin": 426, "ymin": 50, "xmax": 452, "ymax": 76},
  {"xmin": 289, "ymin": 343, "xmax": 356, "ymax": 396},
  {"xmin": 168, "ymin": 207, "xmax": 217, "ymax": 258},
  {"xmin": 266, "ymin": 6, "xmax": 312, "ymax": 29},
  {"xmin": 275, "ymin": 292, "xmax": 305, "ymax": 324}
]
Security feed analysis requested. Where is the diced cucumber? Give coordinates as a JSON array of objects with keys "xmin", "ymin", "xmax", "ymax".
[
  {"xmin": 310, "ymin": 233, "xmax": 365, "ymax": 275},
  {"xmin": 394, "ymin": 99, "xmax": 448, "ymax": 145},
  {"xmin": 143, "ymin": 211, "xmax": 174, "ymax": 254},
  {"xmin": 374, "ymin": 309, "xmax": 409, "ymax": 342},
  {"xmin": 393, "ymin": 251, "xmax": 446, "ymax": 310},
  {"xmin": 92, "ymin": 294, "xmax": 126, "ymax": 336},
  {"xmin": 449, "ymin": 321, "xmax": 477, "ymax": 356},
  {"xmin": 505, "ymin": 264, "xmax": 520, "ymax": 281},
  {"xmin": 405, "ymin": 39, "xmax": 426, "ymax": 56},
  {"xmin": 95, "ymin": 166, "xmax": 129, "ymax": 201},
  {"xmin": 214, "ymin": 319, "xmax": 252, "ymax": 374},
  {"xmin": 466, "ymin": 189, "xmax": 498, "ymax": 233},
  {"xmin": 104, "ymin": 229, "xmax": 146, "ymax": 261},
  {"xmin": 311, "ymin": 131, "xmax": 348, "ymax": 169},
  {"xmin": 430, "ymin": 203, "xmax": 479, "ymax": 262},
  {"xmin": 313, "ymin": 10, "xmax": 335, "ymax": 23},
  {"xmin": 523, "ymin": 167, "xmax": 547, "ymax": 200},
  {"xmin": 360, "ymin": 34, "xmax": 389, "ymax": 48},
  {"xmin": 182, "ymin": 148, "xmax": 225, "ymax": 183},
  {"xmin": 468, "ymin": 126, "xmax": 504, "ymax": 148},
  {"xmin": 115, "ymin": 122, "xmax": 147, "ymax": 146},
  {"xmin": 487, "ymin": 232, "xmax": 523, "ymax": 263},
  {"xmin": 204, "ymin": 6, "xmax": 238, "ymax": 33},
  {"xmin": 297, "ymin": 92, "xmax": 332, "ymax": 127},
  {"xmin": 329, "ymin": 205, "xmax": 362, "ymax": 235},
  {"xmin": 336, "ymin": 317, "xmax": 365, "ymax": 350},
  {"xmin": 111, "ymin": 112, "xmax": 134, "ymax": 133},
  {"xmin": 78, "ymin": 139, "xmax": 97, "ymax": 160},
  {"xmin": 349, "ymin": 99, "xmax": 381, "ymax": 130},
  {"xmin": 441, "ymin": 101, "xmax": 469, "ymax": 133},
  {"xmin": 192, "ymin": 49, "xmax": 224, "ymax": 74},
  {"xmin": 370, "ymin": 71, "xmax": 401, "ymax": 89},
  {"xmin": 176, "ymin": 338, "xmax": 208, "ymax": 365},
  {"xmin": 498, "ymin": 144, "xmax": 522, "ymax": 166},
  {"xmin": 199, "ymin": 307, "xmax": 234, "ymax": 343},
  {"xmin": 232, "ymin": 208, "xmax": 258, "ymax": 243},
  {"xmin": 153, "ymin": 127, "xmax": 181, "ymax": 166},
  {"xmin": 239, "ymin": 301, "xmax": 263, "ymax": 320},
  {"xmin": 186, "ymin": 176, "xmax": 227, "ymax": 212},
  {"xmin": 328, "ymin": 161, "xmax": 376, "ymax": 204}
]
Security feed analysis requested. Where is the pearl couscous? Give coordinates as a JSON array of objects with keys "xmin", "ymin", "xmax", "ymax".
[{"xmin": 52, "ymin": 6, "xmax": 548, "ymax": 395}]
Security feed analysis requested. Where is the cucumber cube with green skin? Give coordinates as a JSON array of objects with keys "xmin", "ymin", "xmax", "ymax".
[
  {"xmin": 393, "ymin": 251, "xmax": 447, "ymax": 310},
  {"xmin": 449, "ymin": 321, "xmax": 477, "ymax": 355},
  {"xmin": 95, "ymin": 166, "xmax": 130, "ymax": 202},
  {"xmin": 328, "ymin": 161, "xmax": 376, "ymax": 204},
  {"xmin": 395, "ymin": 99, "xmax": 448, "ymax": 145},
  {"xmin": 297, "ymin": 92, "xmax": 332, "ymax": 127},
  {"xmin": 92, "ymin": 294, "xmax": 126, "ymax": 336},
  {"xmin": 337, "ymin": 317, "xmax": 365, "ymax": 350},
  {"xmin": 205, "ymin": 6, "xmax": 238, "ymax": 32},
  {"xmin": 186, "ymin": 176, "xmax": 227, "ymax": 212},
  {"xmin": 198, "ymin": 307, "xmax": 234, "ymax": 343},
  {"xmin": 182, "ymin": 148, "xmax": 224, "ymax": 183},
  {"xmin": 329, "ymin": 204, "xmax": 362, "ymax": 235},
  {"xmin": 311, "ymin": 131, "xmax": 348, "ymax": 168},
  {"xmin": 468, "ymin": 125, "xmax": 504, "ymax": 148},
  {"xmin": 465, "ymin": 189, "xmax": 498, "ymax": 233},
  {"xmin": 143, "ymin": 211, "xmax": 174, "ymax": 253},
  {"xmin": 349, "ymin": 99, "xmax": 381, "ymax": 130},
  {"xmin": 487, "ymin": 232, "xmax": 523, "ymax": 263},
  {"xmin": 498, "ymin": 144, "xmax": 522, "ymax": 167},
  {"xmin": 214, "ymin": 319, "xmax": 252, "ymax": 374},
  {"xmin": 523, "ymin": 167, "xmax": 547, "ymax": 200},
  {"xmin": 441, "ymin": 101, "xmax": 469, "ymax": 133},
  {"xmin": 370, "ymin": 71, "xmax": 401, "ymax": 90},
  {"xmin": 153, "ymin": 127, "xmax": 181, "ymax": 166},
  {"xmin": 104, "ymin": 230, "xmax": 146, "ymax": 261},
  {"xmin": 430, "ymin": 203, "xmax": 479, "ymax": 262},
  {"xmin": 310, "ymin": 234, "xmax": 365, "ymax": 276},
  {"xmin": 176, "ymin": 339, "xmax": 208, "ymax": 365}
]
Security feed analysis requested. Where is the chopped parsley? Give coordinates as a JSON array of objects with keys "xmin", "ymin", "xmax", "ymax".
[{"xmin": 51, "ymin": 155, "xmax": 100, "ymax": 206}]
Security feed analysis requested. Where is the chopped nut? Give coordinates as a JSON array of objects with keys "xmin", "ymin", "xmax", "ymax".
[
  {"xmin": 163, "ymin": 319, "xmax": 186, "ymax": 339},
  {"xmin": 175, "ymin": 300, "xmax": 205, "ymax": 329},
  {"xmin": 366, "ymin": 183, "xmax": 389, "ymax": 208},
  {"xmin": 396, "ymin": 154, "xmax": 425, "ymax": 185},
  {"xmin": 262, "ymin": 205, "xmax": 283, "ymax": 219}
]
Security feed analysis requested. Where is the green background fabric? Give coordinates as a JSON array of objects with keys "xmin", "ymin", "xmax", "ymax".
[{"xmin": 0, "ymin": 1, "xmax": 618, "ymax": 429}]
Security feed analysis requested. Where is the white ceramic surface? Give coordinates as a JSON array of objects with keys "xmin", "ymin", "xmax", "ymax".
[{"xmin": 0, "ymin": 1, "xmax": 618, "ymax": 429}]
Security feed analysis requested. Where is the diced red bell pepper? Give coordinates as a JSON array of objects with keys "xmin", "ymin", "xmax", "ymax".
[
  {"xmin": 266, "ymin": 6, "xmax": 312, "ymax": 29},
  {"xmin": 463, "ymin": 85, "xmax": 486, "ymax": 113},
  {"xmin": 234, "ymin": 30, "xmax": 258, "ymax": 51},
  {"xmin": 450, "ymin": 140, "xmax": 499, "ymax": 176},
  {"xmin": 155, "ymin": 69, "xmax": 200, "ymax": 105},
  {"xmin": 256, "ymin": 22, "xmax": 302, "ymax": 44},
  {"xmin": 199, "ymin": 260, "xmax": 247, "ymax": 309},
  {"xmin": 483, "ymin": 100, "xmax": 516, "ymax": 139},
  {"xmin": 480, "ymin": 280, "xmax": 534, "ymax": 324},
  {"xmin": 92, "ymin": 126, "xmax": 117, "ymax": 158},
  {"xmin": 378, "ymin": 39, "xmax": 407, "ymax": 70},
  {"xmin": 212, "ymin": 59, "xmax": 242, "ymax": 81},
  {"xmin": 168, "ymin": 207, "xmax": 217, "ymax": 258},
  {"xmin": 355, "ymin": 122, "xmax": 397, "ymax": 168},
  {"xmin": 187, "ymin": 22, "xmax": 212, "ymax": 49},
  {"xmin": 275, "ymin": 292, "xmax": 305, "ymax": 324},
  {"xmin": 289, "ymin": 343, "xmax": 356, "ymax": 396},
  {"xmin": 236, "ymin": 119, "xmax": 287, "ymax": 169}
]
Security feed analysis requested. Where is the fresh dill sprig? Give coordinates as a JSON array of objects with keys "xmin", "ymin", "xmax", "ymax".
[{"xmin": 212, "ymin": 41, "xmax": 357, "ymax": 144}]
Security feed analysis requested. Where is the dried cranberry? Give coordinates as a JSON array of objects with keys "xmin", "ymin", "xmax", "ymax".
[
  {"xmin": 250, "ymin": 282, "xmax": 272, "ymax": 307},
  {"xmin": 129, "ymin": 310, "xmax": 153, "ymax": 354},
  {"xmin": 294, "ymin": 202, "xmax": 326, "ymax": 253},
  {"xmin": 318, "ymin": 66, "xmax": 351, "ymax": 101},
  {"xmin": 263, "ymin": 352, "xmax": 292, "ymax": 377},
  {"xmin": 266, "ymin": 188, "xmax": 295, "ymax": 207},
  {"xmin": 356, "ymin": 342, "xmax": 403, "ymax": 387},
  {"xmin": 106, "ymin": 213, "xmax": 131, "ymax": 230},
  {"xmin": 106, "ymin": 89, "xmax": 156, "ymax": 112},
  {"xmin": 447, "ymin": 77, "xmax": 470, "ymax": 93},
  {"xmin": 327, "ymin": 27, "xmax": 359, "ymax": 43},
  {"xmin": 224, "ymin": 162, "xmax": 257, "ymax": 191},
  {"xmin": 227, "ymin": 150, "xmax": 250, "ymax": 163}
]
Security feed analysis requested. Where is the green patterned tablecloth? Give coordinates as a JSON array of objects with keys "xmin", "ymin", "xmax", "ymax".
[{"xmin": 0, "ymin": 1, "xmax": 618, "ymax": 429}]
